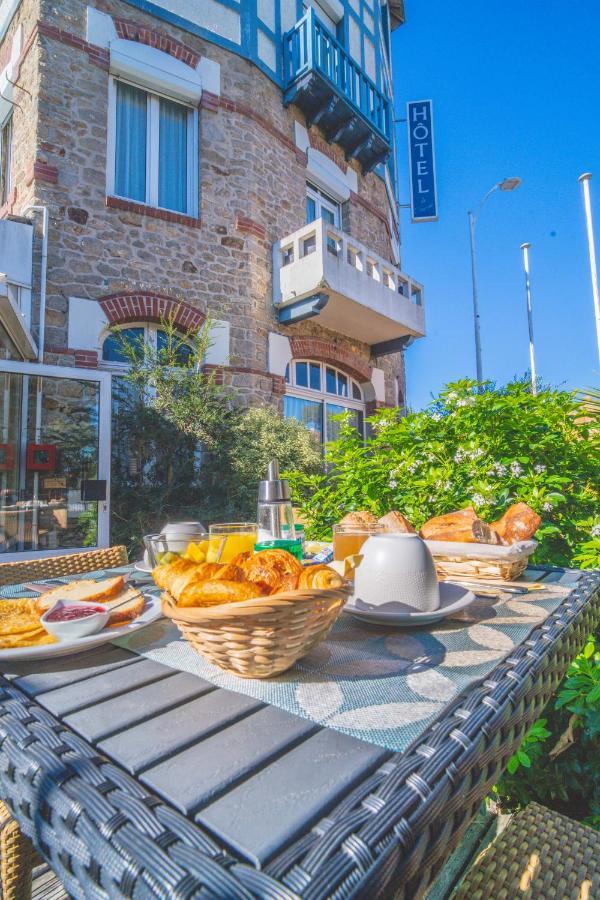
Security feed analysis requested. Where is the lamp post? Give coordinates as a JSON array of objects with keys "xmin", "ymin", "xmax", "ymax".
[
  {"xmin": 578, "ymin": 173, "xmax": 600, "ymax": 362},
  {"xmin": 520, "ymin": 242, "xmax": 537, "ymax": 394},
  {"xmin": 468, "ymin": 176, "xmax": 522, "ymax": 383}
]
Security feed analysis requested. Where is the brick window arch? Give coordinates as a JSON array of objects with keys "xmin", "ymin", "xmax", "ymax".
[
  {"xmin": 99, "ymin": 293, "xmax": 205, "ymax": 332},
  {"xmin": 288, "ymin": 336, "xmax": 371, "ymax": 385},
  {"xmin": 113, "ymin": 19, "xmax": 200, "ymax": 68}
]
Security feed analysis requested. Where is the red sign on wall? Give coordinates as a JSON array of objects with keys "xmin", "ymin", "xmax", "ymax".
[{"xmin": 26, "ymin": 444, "xmax": 57, "ymax": 471}]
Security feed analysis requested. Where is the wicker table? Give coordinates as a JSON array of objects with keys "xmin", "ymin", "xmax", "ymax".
[{"xmin": 0, "ymin": 568, "xmax": 598, "ymax": 899}]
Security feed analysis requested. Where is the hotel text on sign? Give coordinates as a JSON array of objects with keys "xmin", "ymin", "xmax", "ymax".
[{"xmin": 407, "ymin": 100, "xmax": 438, "ymax": 222}]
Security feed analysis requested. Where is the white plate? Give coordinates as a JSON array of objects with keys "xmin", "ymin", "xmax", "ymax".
[
  {"xmin": 344, "ymin": 581, "xmax": 476, "ymax": 626},
  {"xmin": 134, "ymin": 561, "xmax": 152, "ymax": 573},
  {"xmin": 0, "ymin": 591, "xmax": 162, "ymax": 662}
]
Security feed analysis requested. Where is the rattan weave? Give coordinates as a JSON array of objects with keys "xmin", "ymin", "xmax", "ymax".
[
  {"xmin": 162, "ymin": 586, "xmax": 349, "ymax": 677},
  {"xmin": 454, "ymin": 802, "xmax": 600, "ymax": 898},
  {"xmin": 0, "ymin": 570, "xmax": 597, "ymax": 899},
  {"xmin": 0, "ymin": 546, "xmax": 128, "ymax": 587},
  {"xmin": 0, "ymin": 800, "xmax": 33, "ymax": 900}
]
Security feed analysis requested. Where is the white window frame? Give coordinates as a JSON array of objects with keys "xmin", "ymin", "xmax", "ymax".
[
  {"xmin": 107, "ymin": 75, "xmax": 199, "ymax": 217},
  {"xmin": 100, "ymin": 322, "xmax": 193, "ymax": 371},
  {"xmin": 0, "ymin": 112, "xmax": 12, "ymax": 206},
  {"xmin": 306, "ymin": 183, "xmax": 341, "ymax": 227},
  {"xmin": 285, "ymin": 359, "xmax": 365, "ymax": 443}
]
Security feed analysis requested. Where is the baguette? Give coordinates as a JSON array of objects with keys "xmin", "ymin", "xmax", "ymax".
[
  {"xmin": 419, "ymin": 508, "xmax": 502, "ymax": 544},
  {"xmin": 490, "ymin": 502, "xmax": 541, "ymax": 544}
]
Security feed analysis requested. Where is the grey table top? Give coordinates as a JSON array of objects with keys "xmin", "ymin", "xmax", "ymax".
[
  {"xmin": 4, "ymin": 645, "xmax": 388, "ymax": 868},
  {"xmin": 1, "ymin": 566, "xmax": 599, "ymax": 899}
]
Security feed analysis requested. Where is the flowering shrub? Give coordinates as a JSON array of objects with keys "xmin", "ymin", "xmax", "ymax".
[{"xmin": 289, "ymin": 379, "xmax": 600, "ymax": 567}]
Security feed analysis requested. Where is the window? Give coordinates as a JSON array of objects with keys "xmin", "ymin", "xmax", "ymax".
[
  {"xmin": 101, "ymin": 324, "xmax": 192, "ymax": 367},
  {"xmin": 284, "ymin": 359, "xmax": 365, "ymax": 444},
  {"xmin": 306, "ymin": 183, "xmax": 341, "ymax": 228},
  {"xmin": 109, "ymin": 78, "xmax": 198, "ymax": 216},
  {"xmin": 303, "ymin": 0, "xmax": 340, "ymax": 37},
  {"xmin": 0, "ymin": 115, "xmax": 12, "ymax": 206}
]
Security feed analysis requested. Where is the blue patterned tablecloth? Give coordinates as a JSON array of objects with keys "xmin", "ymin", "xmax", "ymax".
[{"xmin": 1, "ymin": 566, "xmax": 578, "ymax": 753}]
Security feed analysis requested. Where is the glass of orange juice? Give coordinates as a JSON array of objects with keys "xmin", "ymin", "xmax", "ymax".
[
  {"xmin": 208, "ymin": 523, "xmax": 258, "ymax": 562},
  {"xmin": 332, "ymin": 523, "xmax": 384, "ymax": 562}
]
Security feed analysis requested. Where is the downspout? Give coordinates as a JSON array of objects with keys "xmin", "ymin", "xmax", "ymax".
[{"xmin": 20, "ymin": 204, "xmax": 48, "ymax": 362}]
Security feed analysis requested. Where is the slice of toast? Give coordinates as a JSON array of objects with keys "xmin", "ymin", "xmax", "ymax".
[
  {"xmin": 38, "ymin": 576, "xmax": 126, "ymax": 610},
  {"xmin": 101, "ymin": 587, "xmax": 146, "ymax": 625}
]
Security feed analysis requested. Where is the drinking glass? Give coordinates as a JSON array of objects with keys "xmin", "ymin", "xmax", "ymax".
[
  {"xmin": 208, "ymin": 523, "xmax": 258, "ymax": 562},
  {"xmin": 332, "ymin": 523, "xmax": 384, "ymax": 562}
]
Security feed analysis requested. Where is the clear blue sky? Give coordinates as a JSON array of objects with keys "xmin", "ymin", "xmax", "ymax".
[{"xmin": 392, "ymin": 0, "xmax": 600, "ymax": 410}]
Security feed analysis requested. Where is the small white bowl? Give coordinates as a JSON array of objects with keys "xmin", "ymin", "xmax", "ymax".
[
  {"xmin": 353, "ymin": 533, "xmax": 440, "ymax": 612},
  {"xmin": 41, "ymin": 601, "xmax": 110, "ymax": 641}
]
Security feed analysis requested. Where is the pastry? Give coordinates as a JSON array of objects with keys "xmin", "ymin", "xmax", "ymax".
[
  {"xmin": 491, "ymin": 502, "xmax": 541, "ymax": 544},
  {"xmin": 177, "ymin": 579, "xmax": 261, "ymax": 607},
  {"xmin": 419, "ymin": 508, "xmax": 502, "ymax": 544},
  {"xmin": 271, "ymin": 573, "xmax": 301, "ymax": 593},
  {"xmin": 298, "ymin": 564, "xmax": 344, "ymax": 590},
  {"xmin": 340, "ymin": 511, "xmax": 378, "ymax": 527},
  {"xmin": 241, "ymin": 548, "xmax": 303, "ymax": 594},
  {"xmin": 378, "ymin": 511, "xmax": 416, "ymax": 533}
]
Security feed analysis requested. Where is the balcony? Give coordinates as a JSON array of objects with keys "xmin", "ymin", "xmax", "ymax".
[
  {"xmin": 272, "ymin": 219, "xmax": 425, "ymax": 350},
  {"xmin": 283, "ymin": 9, "xmax": 391, "ymax": 174}
]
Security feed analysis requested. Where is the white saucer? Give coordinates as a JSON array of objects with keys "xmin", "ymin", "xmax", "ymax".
[
  {"xmin": 134, "ymin": 561, "xmax": 152, "ymax": 573},
  {"xmin": 344, "ymin": 581, "xmax": 476, "ymax": 627}
]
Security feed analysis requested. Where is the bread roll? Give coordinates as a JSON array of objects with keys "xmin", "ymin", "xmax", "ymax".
[
  {"xmin": 378, "ymin": 511, "xmax": 416, "ymax": 534},
  {"xmin": 419, "ymin": 508, "xmax": 502, "ymax": 544},
  {"xmin": 491, "ymin": 502, "xmax": 541, "ymax": 544},
  {"xmin": 340, "ymin": 511, "xmax": 378, "ymax": 527}
]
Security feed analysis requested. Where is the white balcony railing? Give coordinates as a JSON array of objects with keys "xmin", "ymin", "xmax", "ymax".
[{"xmin": 273, "ymin": 219, "xmax": 425, "ymax": 345}]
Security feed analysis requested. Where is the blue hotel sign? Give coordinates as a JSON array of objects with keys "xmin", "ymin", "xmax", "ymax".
[{"xmin": 407, "ymin": 100, "xmax": 438, "ymax": 222}]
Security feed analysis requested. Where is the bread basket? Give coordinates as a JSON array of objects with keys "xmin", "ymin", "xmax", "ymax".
[
  {"xmin": 161, "ymin": 586, "xmax": 350, "ymax": 678},
  {"xmin": 426, "ymin": 539, "xmax": 538, "ymax": 582}
]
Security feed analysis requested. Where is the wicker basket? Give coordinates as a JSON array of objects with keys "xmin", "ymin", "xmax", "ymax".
[
  {"xmin": 161, "ymin": 587, "xmax": 349, "ymax": 678},
  {"xmin": 432, "ymin": 555, "xmax": 529, "ymax": 582}
]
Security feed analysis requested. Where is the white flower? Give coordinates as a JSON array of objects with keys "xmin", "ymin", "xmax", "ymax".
[
  {"xmin": 407, "ymin": 460, "xmax": 421, "ymax": 474},
  {"xmin": 542, "ymin": 502, "xmax": 553, "ymax": 512},
  {"xmin": 534, "ymin": 464, "xmax": 546, "ymax": 474},
  {"xmin": 389, "ymin": 478, "xmax": 398, "ymax": 489},
  {"xmin": 591, "ymin": 524, "xmax": 600, "ymax": 537},
  {"xmin": 447, "ymin": 391, "xmax": 458, "ymax": 401},
  {"xmin": 469, "ymin": 448, "xmax": 484, "ymax": 460},
  {"xmin": 454, "ymin": 449, "xmax": 465, "ymax": 463},
  {"xmin": 510, "ymin": 461, "xmax": 523, "ymax": 477},
  {"xmin": 456, "ymin": 399, "xmax": 468, "ymax": 407},
  {"xmin": 471, "ymin": 493, "xmax": 486, "ymax": 507},
  {"xmin": 431, "ymin": 412, "xmax": 442, "ymax": 422}
]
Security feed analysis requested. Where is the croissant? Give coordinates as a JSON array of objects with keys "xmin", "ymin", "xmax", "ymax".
[
  {"xmin": 242, "ymin": 549, "xmax": 303, "ymax": 593},
  {"xmin": 271, "ymin": 573, "xmax": 300, "ymax": 594},
  {"xmin": 298, "ymin": 564, "xmax": 344, "ymax": 590},
  {"xmin": 152, "ymin": 557, "xmax": 194, "ymax": 590},
  {"xmin": 177, "ymin": 579, "xmax": 261, "ymax": 608}
]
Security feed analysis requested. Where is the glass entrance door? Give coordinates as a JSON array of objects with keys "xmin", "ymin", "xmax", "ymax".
[{"xmin": 0, "ymin": 361, "xmax": 111, "ymax": 559}]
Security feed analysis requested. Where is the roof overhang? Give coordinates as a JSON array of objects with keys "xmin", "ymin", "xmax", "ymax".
[{"xmin": 389, "ymin": 1, "xmax": 406, "ymax": 29}]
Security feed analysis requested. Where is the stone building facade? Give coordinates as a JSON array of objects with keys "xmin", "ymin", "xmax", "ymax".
[{"xmin": 0, "ymin": 0, "xmax": 425, "ymax": 557}]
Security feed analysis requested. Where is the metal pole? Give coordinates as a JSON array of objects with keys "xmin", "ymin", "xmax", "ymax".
[
  {"xmin": 468, "ymin": 210, "xmax": 483, "ymax": 383},
  {"xmin": 520, "ymin": 242, "xmax": 537, "ymax": 394},
  {"xmin": 578, "ymin": 173, "xmax": 600, "ymax": 362}
]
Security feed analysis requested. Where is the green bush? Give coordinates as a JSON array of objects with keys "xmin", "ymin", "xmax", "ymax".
[
  {"xmin": 288, "ymin": 378, "xmax": 600, "ymax": 568},
  {"xmin": 495, "ymin": 634, "xmax": 600, "ymax": 828}
]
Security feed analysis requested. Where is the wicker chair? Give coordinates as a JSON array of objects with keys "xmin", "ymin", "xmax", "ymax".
[
  {"xmin": 0, "ymin": 545, "xmax": 128, "ymax": 587},
  {"xmin": 0, "ymin": 545, "xmax": 129, "ymax": 897},
  {"xmin": 454, "ymin": 802, "xmax": 600, "ymax": 899}
]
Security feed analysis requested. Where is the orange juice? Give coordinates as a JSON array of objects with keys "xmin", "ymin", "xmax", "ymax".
[
  {"xmin": 333, "ymin": 524, "xmax": 384, "ymax": 562},
  {"xmin": 207, "ymin": 531, "xmax": 256, "ymax": 562}
]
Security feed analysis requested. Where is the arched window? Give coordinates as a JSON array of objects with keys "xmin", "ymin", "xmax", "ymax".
[
  {"xmin": 284, "ymin": 359, "xmax": 365, "ymax": 443},
  {"xmin": 101, "ymin": 323, "xmax": 193, "ymax": 367}
]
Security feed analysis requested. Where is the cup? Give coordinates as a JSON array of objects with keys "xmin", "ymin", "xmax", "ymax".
[
  {"xmin": 208, "ymin": 523, "xmax": 258, "ymax": 562},
  {"xmin": 353, "ymin": 533, "xmax": 440, "ymax": 611},
  {"xmin": 333, "ymin": 523, "xmax": 384, "ymax": 562},
  {"xmin": 144, "ymin": 531, "xmax": 209, "ymax": 566},
  {"xmin": 162, "ymin": 521, "xmax": 206, "ymax": 536}
]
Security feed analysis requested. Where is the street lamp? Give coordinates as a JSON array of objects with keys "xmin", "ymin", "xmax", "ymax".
[
  {"xmin": 578, "ymin": 173, "xmax": 600, "ymax": 362},
  {"xmin": 468, "ymin": 176, "xmax": 522, "ymax": 383},
  {"xmin": 520, "ymin": 242, "xmax": 537, "ymax": 394}
]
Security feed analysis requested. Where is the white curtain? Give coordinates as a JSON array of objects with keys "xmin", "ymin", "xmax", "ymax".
[{"xmin": 115, "ymin": 82, "xmax": 147, "ymax": 202}]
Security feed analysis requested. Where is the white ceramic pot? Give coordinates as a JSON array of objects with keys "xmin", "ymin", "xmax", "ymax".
[{"xmin": 353, "ymin": 533, "xmax": 440, "ymax": 612}]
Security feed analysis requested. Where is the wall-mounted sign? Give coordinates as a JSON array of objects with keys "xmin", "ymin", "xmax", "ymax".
[
  {"xmin": 43, "ymin": 476, "xmax": 67, "ymax": 490},
  {"xmin": 26, "ymin": 443, "xmax": 57, "ymax": 472},
  {"xmin": 407, "ymin": 100, "xmax": 438, "ymax": 222}
]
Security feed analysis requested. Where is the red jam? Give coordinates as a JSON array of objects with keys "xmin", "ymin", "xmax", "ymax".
[{"xmin": 45, "ymin": 605, "xmax": 106, "ymax": 622}]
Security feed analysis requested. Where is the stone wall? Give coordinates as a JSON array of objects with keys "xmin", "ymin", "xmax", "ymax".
[{"xmin": 2, "ymin": 0, "xmax": 406, "ymax": 408}]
